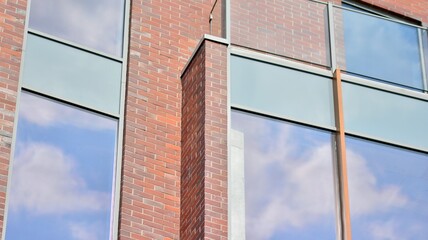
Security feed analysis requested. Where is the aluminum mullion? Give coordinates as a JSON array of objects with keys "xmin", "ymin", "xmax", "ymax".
[
  {"xmin": 332, "ymin": 69, "xmax": 352, "ymax": 240},
  {"xmin": 328, "ymin": 2, "xmax": 337, "ymax": 71},
  {"xmin": 417, "ymin": 29, "xmax": 428, "ymax": 92}
]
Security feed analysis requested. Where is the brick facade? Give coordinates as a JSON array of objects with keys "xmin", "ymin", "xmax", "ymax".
[
  {"xmin": 181, "ymin": 39, "xmax": 228, "ymax": 239},
  {"xmin": 1, "ymin": 0, "xmax": 428, "ymax": 239},
  {"xmin": 358, "ymin": 0, "xmax": 428, "ymax": 24},
  {"xmin": 231, "ymin": 0, "xmax": 331, "ymax": 66},
  {"xmin": 120, "ymin": 1, "xmax": 217, "ymax": 239},
  {"xmin": 0, "ymin": 0, "xmax": 27, "ymax": 236}
]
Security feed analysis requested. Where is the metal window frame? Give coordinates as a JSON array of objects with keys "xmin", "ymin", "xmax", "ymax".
[
  {"xmin": 227, "ymin": 0, "xmax": 428, "ymax": 238},
  {"xmin": 1, "ymin": 0, "xmax": 131, "ymax": 238}
]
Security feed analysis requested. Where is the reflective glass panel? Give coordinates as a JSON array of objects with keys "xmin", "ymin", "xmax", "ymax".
[
  {"xmin": 29, "ymin": 0, "xmax": 125, "ymax": 56},
  {"xmin": 343, "ymin": 82, "xmax": 428, "ymax": 151},
  {"xmin": 22, "ymin": 34, "xmax": 122, "ymax": 115},
  {"xmin": 335, "ymin": 7, "xmax": 423, "ymax": 90},
  {"xmin": 5, "ymin": 92, "xmax": 117, "ymax": 240},
  {"xmin": 346, "ymin": 137, "xmax": 428, "ymax": 240},
  {"xmin": 231, "ymin": 55, "xmax": 335, "ymax": 129},
  {"xmin": 231, "ymin": 110, "xmax": 337, "ymax": 240},
  {"xmin": 230, "ymin": 0, "xmax": 330, "ymax": 66}
]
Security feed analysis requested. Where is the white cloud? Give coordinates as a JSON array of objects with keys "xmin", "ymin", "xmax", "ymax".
[
  {"xmin": 9, "ymin": 143, "xmax": 111, "ymax": 215},
  {"xmin": 369, "ymin": 220, "xmax": 403, "ymax": 240},
  {"xmin": 347, "ymin": 150, "xmax": 408, "ymax": 216},
  {"xmin": 245, "ymin": 143, "xmax": 335, "ymax": 239},
  {"xmin": 69, "ymin": 222, "xmax": 104, "ymax": 240},
  {"xmin": 233, "ymin": 113, "xmax": 408, "ymax": 239},
  {"xmin": 29, "ymin": 0, "xmax": 123, "ymax": 55},
  {"xmin": 19, "ymin": 93, "xmax": 116, "ymax": 130}
]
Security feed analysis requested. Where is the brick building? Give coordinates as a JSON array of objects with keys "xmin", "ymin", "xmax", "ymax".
[{"xmin": 0, "ymin": 0, "xmax": 427, "ymax": 239}]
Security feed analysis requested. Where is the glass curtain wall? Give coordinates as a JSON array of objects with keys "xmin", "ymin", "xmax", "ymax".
[
  {"xmin": 4, "ymin": 0, "xmax": 127, "ymax": 239},
  {"xmin": 231, "ymin": 53, "xmax": 428, "ymax": 240}
]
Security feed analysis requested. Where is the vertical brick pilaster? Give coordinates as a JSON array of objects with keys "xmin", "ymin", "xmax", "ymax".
[
  {"xmin": 181, "ymin": 39, "xmax": 228, "ymax": 240},
  {"xmin": 181, "ymin": 43, "xmax": 207, "ymax": 240},
  {"xmin": 121, "ymin": 1, "xmax": 216, "ymax": 239},
  {"xmin": 0, "ymin": 0, "xmax": 27, "ymax": 235},
  {"xmin": 204, "ymin": 40, "xmax": 228, "ymax": 240}
]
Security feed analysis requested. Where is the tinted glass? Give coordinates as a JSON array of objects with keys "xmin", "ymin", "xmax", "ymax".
[
  {"xmin": 5, "ymin": 92, "xmax": 117, "ymax": 240},
  {"xmin": 22, "ymin": 34, "xmax": 122, "ymax": 115},
  {"xmin": 347, "ymin": 137, "xmax": 428, "ymax": 240},
  {"xmin": 342, "ymin": 82, "xmax": 428, "ymax": 151},
  {"xmin": 230, "ymin": 0, "xmax": 330, "ymax": 66},
  {"xmin": 335, "ymin": 7, "xmax": 423, "ymax": 90},
  {"xmin": 231, "ymin": 110, "xmax": 337, "ymax": 240},
  {"xmin": 231, "ymin": 55, "xmax": 335, "ymax": 129},
  {"xmin": 29, "ymin": 0, "xmax": 125, "ymax": 56}
]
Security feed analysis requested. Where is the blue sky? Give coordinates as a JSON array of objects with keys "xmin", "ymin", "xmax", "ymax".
[
  {"xmin": 232, "ymin": 110, "xmax": 337, "ymax": 240},
  {"xmin": 342, "ymin": 8, "xmax": 423, "ymax": 90},
  {"xmin": 29, "ymin": 0, "xmax": 125, "ymax": 56},
  {"xmin": 347, "ymin": 137, "xmax": 428, "ymax": 240},
  {"xmin": 6, "ymin": 93, "xmax": 117, "ymax": 240},
  {"xmin": 232, "ymin": 110, "xmax": 428, "ymax": 240}
]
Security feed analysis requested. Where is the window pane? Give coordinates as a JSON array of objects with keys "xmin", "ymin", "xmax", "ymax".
[
  {"xmin": 231, "ymin": 0, "xmax": 330, "ymax": 67},
  {"xmin": 5, "ymin": 92, "xmax": 117, "ymax": 240},
  {"xmin": 231, "ymin": 55, "xmax": 335, "ymax": 129},
  {"xmin": 343, "ymin": 82, "xmax": 428, "ymax": 151},
  {"xmin": 335, "ymin": 7, "xmax": 423, "ymax": 90},
  {"xmin": 29, "ymin": 0, "xmax": 125, "ymax": 56},
  {"xmin": 346, "ymin": 137, "xmax": 428, "ymax": 240},
  {"xmin": 22, "ymin": 34, "xmax": 122, "ymax": 115},
  {"xmin": 231, "ymin": 110, "xmax": 337, "ymax": 240}
]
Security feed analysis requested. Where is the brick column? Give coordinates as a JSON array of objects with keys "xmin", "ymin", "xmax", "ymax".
[
  {"xmin": 0, "ymin": 0, "xmax": 27, "ymax": 235},
  {"xmin": 120, "ymin": 0, "xmax": 215, "ymax": 239},
  {"xmin": 181, "ymin": 38, "xmax": 228, "ymax": 240}
]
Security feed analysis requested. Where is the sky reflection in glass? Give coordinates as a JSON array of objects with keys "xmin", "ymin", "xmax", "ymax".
[
  {"xmin": 5, "ymin": 92, "xmax": 117, "ymax": 240},
  {"xmin": 341, "ymin": 8, "xmax": 423, "ymax": 90},
  {"xmin": 346, "ymin": 137, "xmax": 428, "ymax": 240},
  {"xmin": 29, "ymin": 0, "xmax": 125, "ymax": 56},
  {"xmin": 231, "ymin": 110, "xmax": 337, "ymax": 240}
]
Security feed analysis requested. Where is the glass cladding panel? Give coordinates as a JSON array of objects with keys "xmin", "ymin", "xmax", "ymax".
[
  {"xmin": 231, "ymin": 55, "xmax": 335, "ymax": 128},
  {"xmin": 22, "ymin": 34, "xmax": 122, "ymax": 115},
  {"xmin": 5, "ymin": 92, "xmax": 117, "ymax": 240},
  {"xmin": 346, "ymin": 137, "xmax": 428, "ymax": 240},
  {"xmin": 29, "ymin": 0, "xmax": 125, "ymax": 56},
  {"xmin": 343, "ymin": 82, "xmax": 428, "ymax": 151},
  {"xmin": 335, "ymin": 7, "xmax": 423, "ymax": 90},
  {"xmin": 231, "ymin": 110, "xmax": 337, "ymax": 240},
  {"xmin": 230, "ymin": 0, "xmax": 330, "ymax": 67}
]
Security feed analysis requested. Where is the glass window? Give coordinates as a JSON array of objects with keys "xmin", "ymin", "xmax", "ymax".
[
  {"xmin": 346, "ymin": 137, "xmax": 428, "ymax": 240},
  {"xmin": 231, "ymin": 55, "xmax": 335, "ymax": 129},
  {"xmin": 335, "ymin": 7, "xmax": 423, "ymax": 90},
  {"xmin": 342, "ymin": 82, "xmax": 428, "ymax": 152},
  {"xmin": 29, "ymin": 0, "xmax": 125, "ymax": 56},
  {"xmin": 231, "ymin": 110, "xmax": 337, "ymax": 239},
  {"xmin": 5, "ymin": 92, "xmax": 117, "ymax": 240},
  {"xmin": 22, "ymin": 34, "xmax": 122, "ymax": 115},
  {"xmin": 230, "ymin": 0, "xmax": 330, "ymax": 67}
]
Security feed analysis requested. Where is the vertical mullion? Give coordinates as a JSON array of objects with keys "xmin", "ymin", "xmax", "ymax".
[
  {"xmin": 417, "ymin": 29, "xmax": 428, "ymax": 92},
  {"xmin": 333, "ymin": 69, "xmax": 352, "ymax": 240},
  {"xmin": 328, "ymin": 2, "xmax": 337, "ymax": 70}
]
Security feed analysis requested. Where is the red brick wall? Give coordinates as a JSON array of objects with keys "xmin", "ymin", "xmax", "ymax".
[
  {"xmin": 0, "ymin": 0, "xmax": 26, "ymax": 236},
  {"xmin": 357, "ymin": 0, "xmax": 428, "ymax": 24},
  {"xmin": 203, "ymin": 40, "xmax": 228, "ymax": 240},
  {"xmin": 231, "ymin": 0, "xmax": 331, "ymax": 66},
  {"xmin": 120, "ymin": 0, "xmax": 217, "ymax": 239},
  {"xmin": 181, "ymin": 39, "xmax": 228, "ymax": 240},
  {"xmin": 181, "ymin": 42, "xmax": 206, "ymax": 240}
]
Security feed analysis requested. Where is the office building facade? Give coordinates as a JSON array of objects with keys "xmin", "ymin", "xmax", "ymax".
[{"xmin": 0, "ymin": 0, "xmax": 427, "ymax": 239}]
